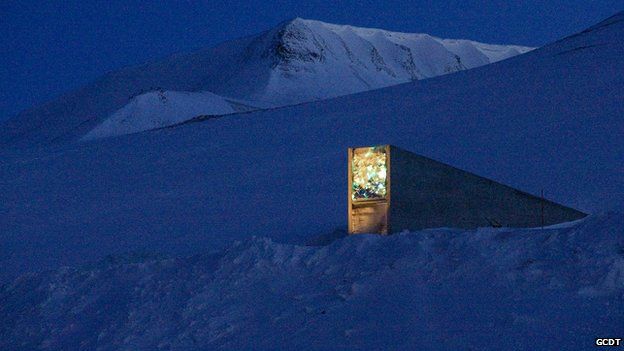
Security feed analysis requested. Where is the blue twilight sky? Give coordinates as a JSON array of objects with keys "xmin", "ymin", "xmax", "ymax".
[{"xmin": 0, "ymin": 1, "xmax": 621, "ymax": 122}]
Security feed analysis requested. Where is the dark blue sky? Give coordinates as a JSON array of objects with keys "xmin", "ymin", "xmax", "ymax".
[{"xmin": 1, "ymin": 1, "xmax": 621, "ymax": 122}]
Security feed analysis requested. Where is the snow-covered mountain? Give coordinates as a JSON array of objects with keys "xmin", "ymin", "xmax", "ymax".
[
  {"xmin": 0, "ymin": 18, "xmax": 532, "ymax": 145},
  {"xmin": 1, "ymin": 214, "xmax": 622, "ymax": 350},
  {"xmin": 242, "ymin": 18, "xmax": 531, "ymax": 105}
]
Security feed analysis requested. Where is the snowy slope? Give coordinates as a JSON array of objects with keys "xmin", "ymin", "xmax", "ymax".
[
  {"xmin": 82, "ymin": 90, "xmax": 238, "ymax": 140},
  {"xmin": 0, "ymin": 18, "xmax": 532, "ymax": 145},
  {"xmin": 0, "ymin": 12, "xmax": 622, "ymax": 282},
  {"xmin": 1, "ymin": 214, "xmax": 622, "ymax": 350}
]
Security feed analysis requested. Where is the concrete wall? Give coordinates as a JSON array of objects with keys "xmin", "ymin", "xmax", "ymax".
[{"xmin": 388, "ymin": 146, "xmax": 586, "ymax": 232}]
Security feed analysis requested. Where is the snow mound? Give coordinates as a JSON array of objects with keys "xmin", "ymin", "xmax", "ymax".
[
  {"xmin": 1, "ymin": 214, "xmax": 622, "ymax": 350},
  {"xmin": 82, "ymin": 90, "xmax": 238, "ymax": 140}
]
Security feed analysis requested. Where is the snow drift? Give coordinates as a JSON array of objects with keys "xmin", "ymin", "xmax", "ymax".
[
  {"xmin": 1, "ymin": 214, "xmax": 622, "ymax": 350},
  {"xmin": 0, "ymin": 18, "xmax": 532, "ymax": 145}
]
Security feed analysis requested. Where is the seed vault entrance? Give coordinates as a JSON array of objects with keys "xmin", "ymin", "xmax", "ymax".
[
  {"xmin": 347, "ymin": 145, "xmax": 586, "ymax": 235},
  {"xmin": 348, "ymin": 145, "xmax": 391, "ymax": 234}
]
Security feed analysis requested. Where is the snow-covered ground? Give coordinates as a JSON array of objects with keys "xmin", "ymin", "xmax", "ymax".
[
  {"xmin": 0, "ymin": 18, "xmax": 531, "ymax": 144},
  {"xmin": 1, "ymin": 214, "xmax": 622, "ymax": 350}
]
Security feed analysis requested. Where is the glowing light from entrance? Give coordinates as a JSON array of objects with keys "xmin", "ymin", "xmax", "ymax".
[{"xmin": 352, "ymin": 146, "xmax": 387, "ymax": 200}]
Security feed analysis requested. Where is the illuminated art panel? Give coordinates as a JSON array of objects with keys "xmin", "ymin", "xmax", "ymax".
[{"xmin": 351, "ymin": 146, "xmax": 387, "ymax": 200}]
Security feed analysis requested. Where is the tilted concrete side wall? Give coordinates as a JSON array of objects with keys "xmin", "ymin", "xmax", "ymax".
[{"xmin": 388, "ymin": 146, "xmax": 586, "ymax": 232}]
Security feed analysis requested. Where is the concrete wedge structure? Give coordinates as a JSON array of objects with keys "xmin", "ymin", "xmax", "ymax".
[{"xmin": 348, "ymin": 145, "xmax": 587, "ymax": 234}]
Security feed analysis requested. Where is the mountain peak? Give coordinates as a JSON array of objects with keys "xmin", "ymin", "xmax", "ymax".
[
  {"xmin": 270, "ymin": 17, "xmax": 326, "ymax": 64},
  {"xmin": 286, "ymin": 16, "xmax": 308, "ymax": 24},
  {"xmin": 274, "ymin": 16, "xmax": 307, "ymax": 28}
]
